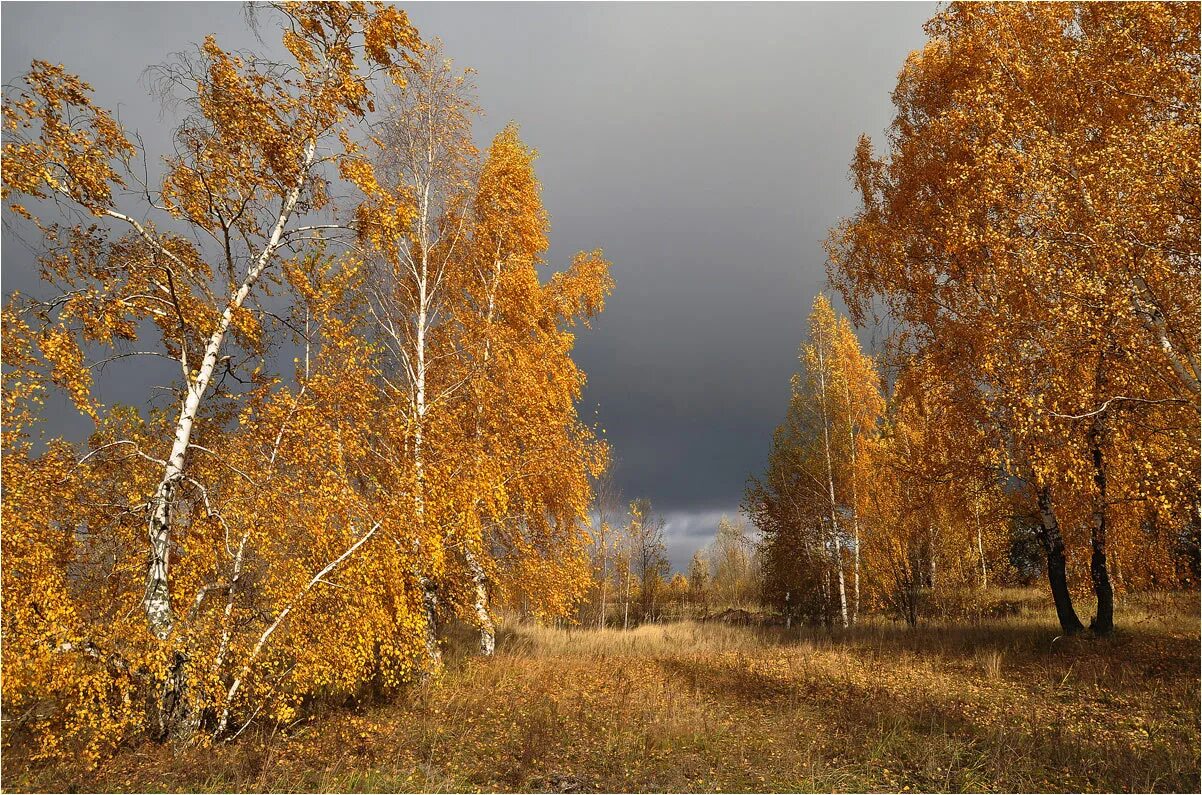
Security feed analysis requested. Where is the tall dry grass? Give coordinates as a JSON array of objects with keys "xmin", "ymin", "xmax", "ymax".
[{"xmin": 5, "ymin": 589, "xmax": 1198, "ymax": 793}]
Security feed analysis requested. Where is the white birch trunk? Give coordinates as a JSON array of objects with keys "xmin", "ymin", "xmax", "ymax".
[
  {"xmin": 1129, "ymin": 275, "xmax": 1200, "ymax": 395},
  {"xmin": 814, "ymin": 326, "xmax": 848, "ymax": 628},
  {"xmin": 418, "ymin": 571, "xmax": 442, "ymax": 671},
  {"xmin": 143, "ymin": 139, "xmax": 316, "ymax": 641},
  {"xmin": 461, "ymin": 251, "xmax": 505, "ymax": 652},
  {"xmin": 463, "ymin": 546, "xmax": 495, "ymax": 656},
  {"xmin": 212, "ymin": 532, "xmax": 249, "ymax": 679},
  {"xmin": 974, "ymin": 503, "xmax": 988, "ymax": 590},
  {"xmin": 833, "ymin": 533, "xmax": 848, "ymax": 628},
  {"xmin": 840, "ymin": 371, "xmax": 862, "ymax": 624},
  {"xmin": 409, "ymin": 169, "xmax": 442, "ymax": 670}
]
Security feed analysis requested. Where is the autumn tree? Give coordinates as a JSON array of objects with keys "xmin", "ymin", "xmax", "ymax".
[
  {"xmin": 856, "ymin": 359, "xmax": 1011, "ymax": 624},
  {"xmin": 356, "ymin": 42, "xmax": 612, "ymax": 657},
  {"xmin": 1, "ymin": 0, "xmax": 613, "ymax": 760},
  {"xmin": 746, "ymin": 398, "xmax": 836, "ymax": 625},
  {"xmin": 627, "ymin": 498, "xmax": 669, "ymax": 622},
  {"xmin": 358, "ymin": 38, "xmax": 479, "ymax": 662},
  {"xmin": 707, "ymin": 516, "xmax": 758, "ymax": 608},
  {"xmin": 827, "ymin": 1, "xmax": 1200, "ymax": 633},
  {"xmin": 456, "ymin": 126, "xmax": 612, "ymax": 641},
  {"xmin": 588, "ymin": 466, "xmax": 623, "ymax": 628},
  {"xmin": 4, "ymin": 2, "xmax": 422, "ymax": 650},
  {"xmin": 687, "ymin": 550, "xmax": 710, "ymax": 616},
  {"xmin": 2, "ymin": 1, "xmax": 426, "ymax": 747},
  {"xmin": 831, "ymin": 315, "xmax": 884, "ymax": 620},
  {"xmin": 747, "ymin": 296, "xmax": 882, "ymax": 626}
]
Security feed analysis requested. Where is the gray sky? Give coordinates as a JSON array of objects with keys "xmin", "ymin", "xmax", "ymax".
[{"xmin": 1, "ymin": 1, "xmax": 936, "ymax": 570}]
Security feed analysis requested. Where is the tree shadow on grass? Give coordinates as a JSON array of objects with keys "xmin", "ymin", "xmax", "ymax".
[
  {"xmin": 750, "ymin": 618, "xmax": 1198, "ymax": 677},
  {"xmin": 655, "ymin": 645, "xmax": 1200, "ymax": 793}
]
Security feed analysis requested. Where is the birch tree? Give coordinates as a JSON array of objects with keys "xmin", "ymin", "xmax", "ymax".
[
  {"xmin": 0, "ymin": 1, "xmax": 614, "ymax": 759},
  {"xmin": 827, "ymin": 1, "xmax": 1199, "ymax": 632},
  {"xmin": 359, "ymin": 40, "xmax": 478, "ymax": 664},
  {"xmin": 2, "ymin": 0, "xmax": 424, "ymax": 737},
  {"xmin": 627, "ymin": 499, "xmax": 669, "ymax": 623},
  {"xmin": 802, "ymin": 296, "xmax": 850, "ymax": 627},
  {"xmin": 453, "ymin": 126, "xmax": 612, "ymax": 640},
  {"xmin": 833, "ymin": 313, "xmax": 884, "ymax": 623}
]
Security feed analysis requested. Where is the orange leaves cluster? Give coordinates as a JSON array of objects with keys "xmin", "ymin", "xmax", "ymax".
[
  {"xmin": 1, "ymin": 61, "xmax": 134, "ymax": 216},
  {"xmin": 39, "ymin": 326, "xmax": 96, "ymax": 421}
]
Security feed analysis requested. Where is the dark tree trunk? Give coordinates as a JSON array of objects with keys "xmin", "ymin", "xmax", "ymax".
[
  {"xmin": 1036, "ymin": 486, "xmax": 1085, "ymax": 635},
  {"xmin": 905, "ymin": 567, "xmax": 919, "ymax": 627},
  {"xmin": 1088, "ymin": 418, "xmax": 1114, "ymax": 635},
  {"xmin": 154, "ymin": 650, "xmax": 196, "ymax": 743}
]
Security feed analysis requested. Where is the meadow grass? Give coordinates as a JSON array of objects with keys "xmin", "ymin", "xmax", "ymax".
[{"xmin": 6, "ymin": 589, "xmax": 1198, "ymax": 793}]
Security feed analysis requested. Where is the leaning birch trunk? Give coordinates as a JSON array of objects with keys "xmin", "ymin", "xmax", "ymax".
[
  {"xmin": 1129, "ymin": 275, "xmax": 1200, "ymax": 395},
  {"xmin": 211, "ymin": 533, "xmax": 248, "ymax": 684},
  {"xmin": 1036, "ymin": 486, "xmax": 1085, "ymax": 635},
  {"xmin": 143, "ymin": 139, "xmax": 316, "ymax": 642},
  {"xmin": 215, "ymin": 522, "xmax": 380, "ymax": 737}
]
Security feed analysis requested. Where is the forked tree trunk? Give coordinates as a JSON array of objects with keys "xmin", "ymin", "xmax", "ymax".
[
  {"xmin": 215, "ymin": 522, "xmax": 381, "ymax": 737},
  {"xmin": 137, "ymin": 140, "xmax": 318, "ymax": 744},
  {"xmin": 154, "ymin": 651, "xmax": 194, "ymax": 742},
  {"xmin": 1036, "ymin": 486, "xmax": 1085, "ymax": 635}
]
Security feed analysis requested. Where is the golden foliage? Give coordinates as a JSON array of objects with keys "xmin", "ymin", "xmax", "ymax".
[
  {"xmin": 1, "ymin": 2, "xmax": 610, "ymax": 764},
  {"xmin": 825, "ymin": 2, "xmax": 1200, "ymax": 615}
]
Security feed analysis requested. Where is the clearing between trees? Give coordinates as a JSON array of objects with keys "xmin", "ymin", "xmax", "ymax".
[{"xmin": 10, "ymin": 590, "xmax": 1198, "ymax": 794}]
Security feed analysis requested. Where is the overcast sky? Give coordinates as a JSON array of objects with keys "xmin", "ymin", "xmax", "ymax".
[{"xmin": 1, "ymin": 1, "xmax": 937, "ymax": 570}]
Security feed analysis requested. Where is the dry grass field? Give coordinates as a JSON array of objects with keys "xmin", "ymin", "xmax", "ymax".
[{"xmin": 6, "ymin": 590, "xmax": 1199, "ymax": 793}]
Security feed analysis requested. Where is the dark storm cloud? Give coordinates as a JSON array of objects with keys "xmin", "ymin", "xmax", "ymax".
[{"xmin": 1, "ymin": 1, "xmax": 937, "ymax": 571}]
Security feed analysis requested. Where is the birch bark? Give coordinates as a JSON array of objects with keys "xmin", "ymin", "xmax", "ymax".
[
  {"xmin": 144, "ymin": 138, "xmax": 317, "ymax": 641},
  {"xmin": 813, "ymin": 324, "xmax": 848, "ymax": 628}
]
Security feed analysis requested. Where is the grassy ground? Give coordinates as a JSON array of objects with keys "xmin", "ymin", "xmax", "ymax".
[{"xmin": 6, "ymin": 590, "xmax": 1199, "ymax": 793}]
